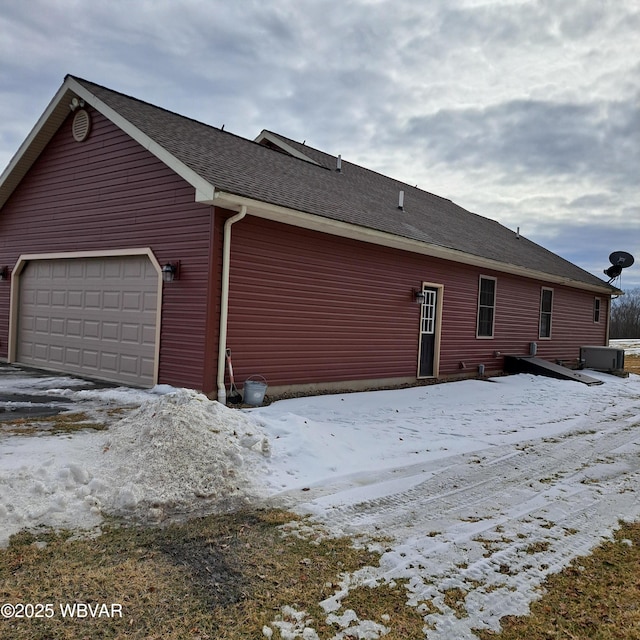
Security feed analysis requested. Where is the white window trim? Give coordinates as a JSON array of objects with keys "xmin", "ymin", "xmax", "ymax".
[
  {"xmin": 539, "ymin": 287, "xmax": 554, "ymax": 339},
  {"xmin": 476, "ymin": 275, "xmax": 497, "ymax": 339},
  {"xmin": 594, "ymin": 297, "xmax": 601, "ymax": 323}
]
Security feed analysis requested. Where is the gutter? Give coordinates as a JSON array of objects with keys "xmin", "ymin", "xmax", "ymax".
[
  {"xmin": 217, "ymin": 205, "xmax": 247, "ymax": 404},
  {"xmin": 211, "ymin": 191, "xmax": 616, "ymax": 297}
]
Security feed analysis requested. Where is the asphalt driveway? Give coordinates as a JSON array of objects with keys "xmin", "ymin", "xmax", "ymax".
[{"xmin": 0, "ymin": 363, "xmax": 115, "ymax": 421}]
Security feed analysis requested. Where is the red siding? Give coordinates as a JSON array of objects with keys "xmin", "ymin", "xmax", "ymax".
[
  {"xmin": 0, "ymin": 109, "xmax": 214, "ymax": 390},
  {"xmin": 224, "ymin": 215, "xmax": 609, "ymax": 388},
  {"xmin": 0, "ymin": 108, "xmax": 610, "ymax": 394}
]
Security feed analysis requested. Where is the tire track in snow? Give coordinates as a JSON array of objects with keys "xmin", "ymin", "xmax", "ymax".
[{"xmin": 298, "ymin": 415, "xmax": 640, "ymax": 638}]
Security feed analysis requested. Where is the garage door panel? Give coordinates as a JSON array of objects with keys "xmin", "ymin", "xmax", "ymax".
[
  {"xmin": 82, "ymin": 350, "xmax": 99, "ymax": 368},
  {"xmin": 142, "ymin": 324, "xmax": 156, "ymax": 345},
  {"xmin": 51, "ymin": 290, "xmax": 66, "ymax": 306},
  {"xmin": 34, "ymin": 343, "xmax": 48, "ymax": 360},
  {"xmin": 19, "ymin": 340, "xmax": 33, "ymax": 358},
  {"xmin": 83, "ymin": 320, "xmax": 100, "ymax": 338},
  {"xmin": 100, "ymin": 352, "xmax": 118, "ymax": 371},
  {"xmin": 85, "ymin": 291, "xmax": 102, "ymax": 308},
  {"xmin": 35, "ymin": 316, "xmax": 49, "ymax": 333},
  {"xmin": 66, "ymin": 347, "xmax": 81, "ymax": 365},
  {"xmin": 50, "ymin": 318, "xmax": 65, "ymax": 335},
  {"xmin": 102, "ymin": 322, "xmax": 119, "ymax": 341},
  {"xmin": 18, "ymin": 256, "xmax": 159, "ymax": 387},
  {"xmin": 86, "ymin": 262, "xmax": 103, "ymax": 278},
  {"xmin": 67, "ymin": 319, "xmax": 82, "ymax": 336},
  {"xmin": 120, "ymin": 355, "xmax": 139, "ymax": 374},
  {"xmin": 143, "ymin": 292, "xmax": 157, "ymax": 311},
  {"xmin": 121, "ymin": 291, "xmax": 142, "ymax": 311},
  {"xmin": 52, "ymin": 263, "xmax": 66, "ymax": 278},
  {"xmin": 103, "ymin": 291, "xmax": 121, "ymax": 309},
  {"xmin": 36, "ymin": 263, "xmax": 51, "ymax": 278},
  {"xmin": 49, "ymin": 346, "xmax": 64, "ymax": 364},
  {"xmin": 68, "ymin": 291, "xmax": 83, "ymax": 307},
  {"xmin": 123, "ymin": 261, "xmax": 143, "ymax": 278},
  {"xmin": 121, "ymin": 323, "xmax": 140, "ymax": 343}
]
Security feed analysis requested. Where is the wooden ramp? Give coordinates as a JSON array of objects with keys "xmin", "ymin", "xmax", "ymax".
[{"xmin": 504, "ymin": 355, "xmax": 604, "ymax": 386}]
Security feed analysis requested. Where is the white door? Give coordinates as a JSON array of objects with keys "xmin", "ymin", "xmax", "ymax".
[{"xmin": 17, "ymin": 255, "xmax": 159, "ymax": 386}]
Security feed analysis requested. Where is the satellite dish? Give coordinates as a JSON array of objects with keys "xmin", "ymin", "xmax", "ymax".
[{"xmin": 604, "ymin": 251, "xmax": 635, "ymax": 281}]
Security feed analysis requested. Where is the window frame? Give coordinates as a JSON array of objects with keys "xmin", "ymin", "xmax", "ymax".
[
  {"xmin": 593, "ymin": 297, "xmax": 601, "ymax": 323},
  {"xmin": 476, "ymin": 275, "xmax": 497, "ymax": 339},
  {"xmin": 539, "ymin": 287, "xmax": 554, "ymax": 339}
]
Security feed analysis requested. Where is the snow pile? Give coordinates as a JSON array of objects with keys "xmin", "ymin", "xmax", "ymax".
[
  {"xmin": 99, "ymin": 389, "xmax": 270, "ymax": 521},
  {"xmin": 0, "ymin": 431, "xmax": 106, "ymax": 547},
  {"xmin": 0, "ymin": 389, "xmax": 270, "ymax": 546},
  {"xmin": 3, "ymin": 352, "xmax": 640, "ymax": 637}
]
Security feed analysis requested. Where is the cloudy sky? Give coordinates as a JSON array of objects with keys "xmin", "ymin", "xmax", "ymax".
[{"xmin": 1, "ymin": 0, "xmax": 639, "ymax": 287}]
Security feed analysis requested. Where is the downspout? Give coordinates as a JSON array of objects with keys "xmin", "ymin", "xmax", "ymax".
[{"xmin": 217, "ymin": 205, "xmax": 247, "ymax": 403}]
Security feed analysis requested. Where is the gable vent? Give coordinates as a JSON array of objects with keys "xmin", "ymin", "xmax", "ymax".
[{"xmin": 72, "ymin": 108, "xmax": 91, "ymax": 142}]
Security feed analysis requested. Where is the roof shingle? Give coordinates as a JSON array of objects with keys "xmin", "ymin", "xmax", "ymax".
[{"xmin": 71, "ymin": 76, "xmax": 612, "ymax": 291}]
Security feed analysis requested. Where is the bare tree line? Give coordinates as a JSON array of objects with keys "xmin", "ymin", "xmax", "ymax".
[{"xmin": 610, "ymin": 288, "xmax": 640, "ymax": 338}]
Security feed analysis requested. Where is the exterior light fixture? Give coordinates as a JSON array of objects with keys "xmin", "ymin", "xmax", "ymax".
[
  {"xmin": 0, "ymin": 266, "xmax": 9, "ymax": 281},
  {"xmin": 413, "ymin": 288, "xmax": 426, "ymax": 304},
  {"xmin": 162, "ymin": 262, "xmax": 179, "ymax": 283}
]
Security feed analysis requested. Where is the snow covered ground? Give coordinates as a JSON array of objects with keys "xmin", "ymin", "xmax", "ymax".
[{"xmin": 2, "ymin": 341, "xmax": 640, "ymax": 639}]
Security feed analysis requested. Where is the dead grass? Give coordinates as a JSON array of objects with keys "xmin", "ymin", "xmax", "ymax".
[
  {"xmin": 0, "ymin": 411, "xmax": 107, "ymax": 436},
  {"xmin": 0, "ymin": 509, "xmax": 425, "ymax": 639},
  {"xmin": 3, "ymin": 513, "xmax": 640, "ymax": 639},
  {"xmin": 443, "ymin": 586, "xmax": 468, "ymax": 619},
  {"xmin": 626, "ymin": 353, "xmax": 640, "ymax": 376},
  {"xmin": 476, "ymin": 521, "xmax": 640, "ymax": 640}
]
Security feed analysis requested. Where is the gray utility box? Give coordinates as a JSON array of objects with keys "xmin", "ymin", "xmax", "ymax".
[{"xmin": 580, "ymin": 346, "xmax": 625, "ymax": 372}]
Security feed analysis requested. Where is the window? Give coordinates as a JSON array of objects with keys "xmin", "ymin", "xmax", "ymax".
[
  {"xmin": 477, "ymin": 276, "xmax": 496, "ymax": 338},
  {"xmin": 594, "ymin": 297, "xmax": 601, "ymax": 323},
  {"xmin": 539, "ymin": 288, "xmax": 553, "ymax": 338}
]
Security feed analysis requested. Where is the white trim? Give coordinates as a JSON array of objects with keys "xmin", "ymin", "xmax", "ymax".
[
  {"xmin": 539, "ymin": 286, "xmax": 554, "ymax": 340},
  {"xmin": 0, "ymin": 77, "xmax": 216, "ymax": 211},
  {"xmin": 9, "ymin": 248, "xmax": 162, "ymax": 385},
  {"xmin": 0, "ymin": 78, "xmax": 616, "ymax": 299},
  {"xmin": 417, "ymin": 282, "xmax": 444, "ymax": 378},
  {"xmin": 0, "ymin": 83, "xmax": 75, "ymax": 185},
  {"xmin": 64, "ymin": 78, "xmax": 217, "ymax": 202},
  {"xmin": 476, "ymin": 275, "xmax": 497, "ymax": 339},
  {"xmin": 593, "ymin": 296, "xmax": 601, "ymax": 323},
  {"xmin": 210, "ymin": 191, "xmax": 615, "ymax": 296}
]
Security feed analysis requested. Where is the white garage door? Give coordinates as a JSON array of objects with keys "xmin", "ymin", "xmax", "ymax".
[{"xmin": 17, "ymin": 255, "xmax": 159, "ymax": 386}]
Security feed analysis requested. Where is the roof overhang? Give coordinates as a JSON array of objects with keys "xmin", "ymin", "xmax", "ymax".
[
  {"xmin": 0, "ymin": 76, "xmax": 215, "ymax": 210},
  {"xmin": 207, "ymin": 190, "xmax": 619, "ymax": 296},
  {"xmin": 2, "ymin": 77, "xmax": 618, "ymax": 298}
]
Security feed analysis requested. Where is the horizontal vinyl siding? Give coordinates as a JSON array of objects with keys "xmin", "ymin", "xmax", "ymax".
[
  {"xmin": 534, "ymin": 286, "xmax": 608, "ymax": 359},
  {"xmin": 0, "ymin": 109, "xmax": 212, "ymax": 389},
  {"xmin": 224, "ymin": 216, "xmax": 609, "ymax": 388},
  {"xmin": 226, "ymin": 217, "xmax": 421, "ymax": 386}
]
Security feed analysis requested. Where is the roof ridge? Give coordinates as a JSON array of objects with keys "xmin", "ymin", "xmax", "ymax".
[
  {"xmin": 69, "ymin": 75, "xmax": 271, "ymax": 154},
  {"xmin": 0, "ymin": 75, "xmax": 612, "ymax": 292}
]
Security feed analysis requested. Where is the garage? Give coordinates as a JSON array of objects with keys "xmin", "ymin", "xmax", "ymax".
[{"xmin": 16, "ymin": 254, "xmax": 160, "ymax": 386}]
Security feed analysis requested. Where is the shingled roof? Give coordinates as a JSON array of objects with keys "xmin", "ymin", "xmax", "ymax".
[{"xmin": 0, "ymin": 75, "xmax": 615, "ymax": 294}]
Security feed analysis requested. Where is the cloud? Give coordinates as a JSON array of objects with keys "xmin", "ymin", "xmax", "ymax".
[
  {"xmin": 0, "ymin": 0, "xmax": 638, "ymax": 289},
  {"xmin": 403, "ymin": 98, "xmax": 638, "ymax": 183}
]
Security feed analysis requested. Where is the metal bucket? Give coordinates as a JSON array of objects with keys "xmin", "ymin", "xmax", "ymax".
[{"xmin": 243, "ymin": 375, "xmax": 267, "ymax": 406}]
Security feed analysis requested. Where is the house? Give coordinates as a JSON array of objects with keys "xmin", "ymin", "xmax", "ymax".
[{"xmin": 0, "ymin": 75, "xmax": 618, "ymax": 400}]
